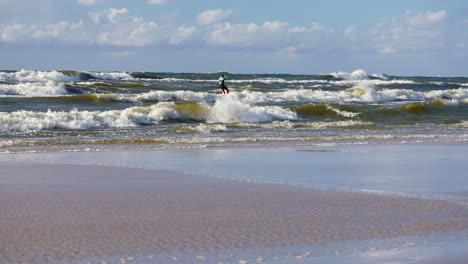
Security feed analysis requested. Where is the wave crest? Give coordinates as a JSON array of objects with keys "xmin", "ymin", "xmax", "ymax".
[
  {"xmin": 0, "ymin": 97, "xmax": 297, "ymax": 132},
  {"xmin": 0, "ymin": 81, "xmax": 67, "ymax": 96},
  {"xmin": 207, "ymin": 96, "xmax": 297, "ymax": 123}
]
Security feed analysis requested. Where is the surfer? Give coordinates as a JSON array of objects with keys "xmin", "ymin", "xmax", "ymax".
[{"xmin": 218, "ymin": 73, "xmax": 229, "ymax": 94}]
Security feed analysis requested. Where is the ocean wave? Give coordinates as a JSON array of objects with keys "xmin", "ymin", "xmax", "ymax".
[
  {"xmin": 0, "ymin": 70, "xmax": 134, "ymax": 83},
  {"xmin": 135, "ymin": 90, "xmax": 217, "ymax": 102},
  {"xmin": 174, "ymin": 124, "xmax": 228, "ymax": 134},
  {"xmin": 329, "ymin": 69, "xmax": 369, "ymax": 80},
  {"xmin": 155, "ymin": 76, "xmax": 410, "ymax": 86},
  {"xmin": 272, "ymin": 86, "xmax": 468, "ymax": 103},
  {"xmin": 0, "ymin": 81, "xmax": 67, "ymax": 96},
  {"xmin": 207, "ymin": 96, "xmax": 297, "ymax": 123},
  {"xmin": 292, "ymin": 104, "xmax": 360, "ymax": 118},
  {"xmin": 0, "ymin": 70, "xmax": 82, "ymax": 82},
  {"xmin": 4, "ymin": 84, "xmax": 468, "ymax": 106},
  {"xmin": 0, "ymin": 98, "xmax": 297, "ymax": 132},
  {"xmin": 0, "ymin": 105, "xmax": 176, "ymax": 132},
  {"xmin": 88, "ymin": 72, "xmax": 134, "ymax": 80}
]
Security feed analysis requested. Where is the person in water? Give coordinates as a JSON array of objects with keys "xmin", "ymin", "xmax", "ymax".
[{"xmin": 218, "ymin": 73, "xmax": 229, "ymax": 94}]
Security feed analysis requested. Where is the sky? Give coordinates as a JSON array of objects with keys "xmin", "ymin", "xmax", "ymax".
[{"xmin": 0, "ymin": 0, "xmax": 467, "ymax": 75}]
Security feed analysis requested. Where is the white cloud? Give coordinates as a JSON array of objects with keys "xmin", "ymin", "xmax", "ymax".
[
  {"xmin": 0, "ymin": 8, "xmax": 168, "ymax": 47},
  {"xmin": 288, "ymin": 27, "xmax": 307, "ymax": 33},
  {"xmin": 344, "ymin": 10, "xmax": 450, "ymax": 55},
  {"xmin": 263, "ymin": 21, "xmax": 288, "ymax": 32},
  {"xmin": 97, "ymin": 21, "xmax": 163, "ymax": 47},
  {"xmin": 209, "ymin": 21, "xmax": 293, "ymax": 47},
  {"xmin": 107, "ymin": 8, "xmax": 128, "ymax": 24},
  {"xmin": 170, "ymin": 26, "xmax": 197, "ymax": 44},
  {"xmin": 0, "ymin": 24, "xmax": 26, "ymax": 42},
  {"xmin": 378, "ymin": 47, "xmax": 396, "ymax": 55},
  {"xmin": 288, "ymin": 22, "xmax": 326, "ymax": 34},
  {"xmin": 0, "ymin": 6, "xmax": 460, "ymax": 61},
  {"xmin": 196, "ymin": 9, "xmax": 232, "ymax": 25},
  {"xmin": 406, "ymin": 10, "xmax": 447, "ymax": 27}
]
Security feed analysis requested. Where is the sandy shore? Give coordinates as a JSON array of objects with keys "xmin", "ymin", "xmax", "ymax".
[{"xmin": 1, "ymin": 161, "xmax": 467, "ymax": 263}]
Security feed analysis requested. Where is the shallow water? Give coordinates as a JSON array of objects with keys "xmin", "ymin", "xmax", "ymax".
[{"xmin": 5, "ymin": 143, "xmax": 467, "ymax": 198}]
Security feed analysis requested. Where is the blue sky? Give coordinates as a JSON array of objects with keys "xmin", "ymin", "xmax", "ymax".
[{"xmin": 0, "ymin": 0, "xmax": 467, "ymax": 75}]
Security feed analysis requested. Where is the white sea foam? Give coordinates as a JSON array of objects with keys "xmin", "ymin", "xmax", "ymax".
[
  {"xmin": 370, "ymin": 73, "xmax": 389, "ymax": 80},
  {"xmin": 0, "ymin": 98, "xmax": 297, "ymax": 132},
  {"xmin": 0, "ymin": 70, "xmax": 80, "ymax": 82},
  {"xmin": 232, "ymin": 120, "xmax": 373, "ymax": 129},
  {"xmin": 325, "ymin": 105, "xmax": 360, "ymax": 118},
  {"xmin": 0, "ymin": 104, "xmax": 178, "ymax": 132},
  {"xmin": 89, "ymin": 72, "xmax": 134, "ymax": 80},
  {"xmin": 92, "ymin": 85, "xmax": 468, "ymax": 105},
  {"xmin": 194, "ymin": 124, "xmax": 227, "ymax": 133},
  {"xmin": 330, "ymin": 69, "xmax": 369, "ymax": 80},
  {"xmin": 0, "ymin": 70, "xmax": 135, "ymax": 83},
  {"xmin": 207, "ymin": 95, "xmax": 297, "ymax": 123},
  {"xmin": 455, "ymin": 121, "xmax": 468, "ymax": 128},
  {"xmin": 135, "ymin": 90, "xmax": 217, "ymax": 102},
  {"xmin": 0, "ymin": 81, "xmax": 67, "ymax": 96}
]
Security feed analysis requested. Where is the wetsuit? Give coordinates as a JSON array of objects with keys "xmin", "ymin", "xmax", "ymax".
[{"xmin": 218, "ymin": 75, "xmax": 229, "ymax": 94}]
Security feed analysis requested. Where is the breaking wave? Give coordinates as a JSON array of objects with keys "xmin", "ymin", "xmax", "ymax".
[
  {"xmin": 0, "ymin": 70, "xmax": 134, "ymax": 83},
  {"xmin": 0, "ymin": 70, "xmax": 82, "ymax": 82},
  {"xmin": 0, "ymin": 81, "xmax": 67, "ymax": 96},
  {"xmin": 0, "ymin": 97, "xmax": 297, "ymax": 132}
]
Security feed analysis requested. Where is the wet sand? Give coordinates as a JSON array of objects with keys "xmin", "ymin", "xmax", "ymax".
[{"xmin": 1, "ymin": 162, "xmax": 467, "ymax": 263}]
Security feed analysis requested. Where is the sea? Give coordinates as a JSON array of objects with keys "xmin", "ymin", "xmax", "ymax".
[{"xmin": 1, "ymin": 69, "xmax": 467, "ymax": 153}]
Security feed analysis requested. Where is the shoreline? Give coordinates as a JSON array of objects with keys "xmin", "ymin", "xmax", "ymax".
[
  {"xmin": 2, "ymin": 137, "xmax": 468, "ymax": 155},
  {"xmin": 1, "ymin": 159, "xmax": 467, "ymax": 263}
]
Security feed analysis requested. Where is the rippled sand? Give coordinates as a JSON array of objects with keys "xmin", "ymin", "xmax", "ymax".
[{"xmin": 1, "ymin": 162, "xmax": 467, "ymax": 263}]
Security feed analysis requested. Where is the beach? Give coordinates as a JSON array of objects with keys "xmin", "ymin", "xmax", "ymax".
[
  {"xmin": 1, "ymin": 143, "xmax": 467, "ymax": 263},
  {"xmin": 1, "ymin": 70, "xmax": 468, "ymax": 263}
]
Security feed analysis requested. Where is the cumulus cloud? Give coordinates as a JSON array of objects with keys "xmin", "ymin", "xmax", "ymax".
[
  {"xmin": 0, "ymin": 20, "xmax": 85, "ymax": 43},
  {"xmin": 107, "ymin": 8, "xmax": 128, "ymax": 24},
  {"xmin": 0, "ymin": 7, "xmax": 198, "ymax": 48},
  {"xmin": 344, "ymin": 10, "xmax": 449, "ymax": 55},
  {"xmin": 196, "ymin": 9, "xmax": 232, "ymax": 25},
  {"xmin": 0, "ymin": 6, "xmax": 459, "ymax": 61},
  {"xmin": 209, "ymin": 21, "xmax": 292, "ymax": 47}
]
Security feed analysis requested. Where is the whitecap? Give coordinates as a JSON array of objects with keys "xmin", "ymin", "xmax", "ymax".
[
  {"xmin": 89, "ymin": 72, "xmax": 134, "ymax": 80},
  {"xmin": 0, "ymin": 81, "xmax": 67, "ymax": 96},
  {"xmin": 0, "ymin": 70, "xmax": 80, "ymax": 82}
]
